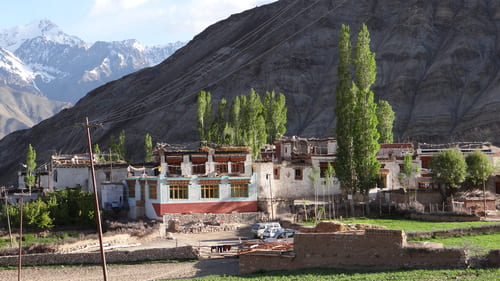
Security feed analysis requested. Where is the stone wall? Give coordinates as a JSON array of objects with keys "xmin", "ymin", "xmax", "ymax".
[
  {"xmin": 239, "ymin": 229, "xmax": 469, "ymax": 274},
  {"xmin": 0, "ymin": 246, "xmax": 197, "ymax": 267},
  {"xmin": 163, "ymin": 212, "xmax": 262, "ymax": 225}
]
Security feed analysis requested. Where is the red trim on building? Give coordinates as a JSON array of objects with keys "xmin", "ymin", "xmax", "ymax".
[{"xmin": 152, "ymin": 201, "xmax": 258, "ymax": 216}]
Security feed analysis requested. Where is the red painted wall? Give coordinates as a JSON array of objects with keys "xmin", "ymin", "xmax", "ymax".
[{"xmin": 152, "ymin": 201, "xmax": 258, "ymax": 216}]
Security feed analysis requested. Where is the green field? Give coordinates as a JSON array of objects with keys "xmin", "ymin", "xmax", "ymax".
[
  {"xmin": 408, "ymin": 232, "xmax": 500, "ymax": 256},
  {"xmin": 335, "ymin": 217, "xmax": 500, "ymax": 232},
  {"xmin": 175, "ymin": 268, "xmax": 500, "ymax": 281},
  {"xmin": 0, "ymin": 232, "xmax": 79, "ymax": 248}
]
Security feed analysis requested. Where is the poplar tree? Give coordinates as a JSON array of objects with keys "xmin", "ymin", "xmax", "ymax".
[
  {"xmin": 230, "ymin": 96, "xmax": 241, "ymax": 145},
  {"xmin": 93, "ymin": 144, "xmax": 101, "ymax": 160},
  {"xmin": 376, "ymin": 100, "xmax": 395, "ymax": 144},
  {"xmin": 210, "ymin": 98, "xmax": 227, "ymax": 144},
  {"xmin": 335, "ymin": 24, "xmax": 357, "ymax": 194},
  {"xmin": 197, "ymin": 90, "xmax": 212, "ymax": 142},
  {"xmin": 118, "ymin": 130, "xmax": 127, "ymax": 161},
  {"xmin": 144, "ymin": 133, "xmax": 153, "ymax": 163},
  {"xmin": 24, "ymin": 144, "xmax": 36, "ymax": 189},
  {"xmin": 465, "ymin": 150, "xmax": 493, "ymax": 187},
  {"xmin": 263, "ymin": 90, "xmax": 287, "ymax": 144},
  {"xmin": 353, "ymin": 24, "xmax": 380, "ymax": 195},
  {"xmin": 241, "ymin": 89, "xmax": 267, "ymax": 159}
]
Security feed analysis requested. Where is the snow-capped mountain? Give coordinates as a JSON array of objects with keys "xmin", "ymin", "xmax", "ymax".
[
  {"xmin": 0, "ymin": 19, "xmax": 84, "ymax": 52},
  {"xmin": 0, "ymin": 19, "xmax": 185, "ymax": 103},
  {"xmin": 0, "ymin": 19, "xmax": 184, "ymax": 138},
  {"xmin": 0, "ymin": 46, "xmax": 39, "ymax": 93}
]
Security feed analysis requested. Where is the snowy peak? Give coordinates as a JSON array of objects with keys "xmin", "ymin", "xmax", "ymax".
[
  {"xmin": 0, "ymin": 47, "xmax": 39, "ymax": 93},
  {"xmin": 0, "ymin": 19, "xmax": 85, "ymax": 52}
]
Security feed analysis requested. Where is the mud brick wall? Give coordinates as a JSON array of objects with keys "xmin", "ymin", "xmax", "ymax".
[
  {"xmin": 239, "ymin": 229, "xmax": 469, "ymax": 274},
  {"xmin": 163, "ymin": 212, "xmax": 261, "ymax": 225},
  {"xmin": 239, "ymin": 252, "xmax": 295, "ymax": 274},
  {"xmin": 400, "ymin": 247, "xmax": 467, "ymax": 268},
  {"xmin": 0, "ymin": 246, "xmax": 197, "ymax": 267},
  {"xmin": 293, "ymin": 229, "xmax": 407, "ymax": 270}
]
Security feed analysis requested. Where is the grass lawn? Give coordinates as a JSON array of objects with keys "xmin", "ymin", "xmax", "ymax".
[
  {"xmin": 408, "ymin": 232, "xmax": 500, "ymax": 256},
  {"xmin": 329, "ymin": 217, "xmax": 500, "ymax": 232},
  {"xmin": 174, "ymin": 268, "xmax": 500, "ymax": 281},
  {"xmin": 0, "ymin": 232, "xmax": 79, "ymax": 248}
]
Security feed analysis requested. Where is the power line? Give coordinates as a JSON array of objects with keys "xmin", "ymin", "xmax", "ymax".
[{"xmin": 91, "ymin": 0, "xmax": 332, "ymax": 125}]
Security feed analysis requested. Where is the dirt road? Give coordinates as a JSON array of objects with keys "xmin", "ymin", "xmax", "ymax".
[{"xmin": 0, "ymin": 258, "xmax": 239, "ymax": 281}]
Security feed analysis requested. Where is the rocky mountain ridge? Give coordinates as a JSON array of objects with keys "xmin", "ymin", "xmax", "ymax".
[
  {"xmin": 0, "ymin": 19, "xmax": 184, "ymax": 138},
  {"xmin": 0, "ymin": 0, "xmax": 499, "ymax": 186}
]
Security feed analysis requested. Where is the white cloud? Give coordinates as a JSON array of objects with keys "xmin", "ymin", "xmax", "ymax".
[
  {"xmin": 81, "ymin": 0, "xmax": 276, "ymax": 45},
  {"xmin": 91, "ymin": 0, "xmax": 151, "ymax": 15}
]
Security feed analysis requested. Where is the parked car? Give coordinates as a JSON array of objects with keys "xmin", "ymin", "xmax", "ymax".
[
  {"xmin": 251, "ymin": 222, "xmax": 281, "ymax": 238},
  {"xmin": 264, "ymin": 229, "xmax": 299, "ymax": 242}
]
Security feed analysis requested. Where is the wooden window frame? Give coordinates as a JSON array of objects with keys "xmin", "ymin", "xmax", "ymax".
[
  {"xmin": 169, "ymin": 184, "xmax": 189, "ymax": 200},
  {"xmin": 273, "ymin": 167, "xmax": 280, "ymax": 180},
  {"xmin": 200, "ymin": 184, "xmax": 219, "ymax": 199},
  {"xmin": 148, "ymin": 181, "xmax": 157, "ymax": 199},
  {"xmin": 295, "ymin": 168, "xmax": 303, "ymax": 180},
  {"xmin": 231, "ymin": 183, "xmax": 249, "ymax": 198}
]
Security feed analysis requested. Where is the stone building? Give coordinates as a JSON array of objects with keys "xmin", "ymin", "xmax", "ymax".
[{"xmin": 125, "ymin": 146, "xmax": 258, "ymax": 219}]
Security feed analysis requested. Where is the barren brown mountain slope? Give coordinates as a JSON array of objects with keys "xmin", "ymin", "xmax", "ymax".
[{"xmin": 1, "ymin": 0, "xmax": 499, "ymax": 185}]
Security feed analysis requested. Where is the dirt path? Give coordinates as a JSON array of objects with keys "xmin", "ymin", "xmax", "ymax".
[{"xmin": 0, "ymin": 258, "xmax": 239, "ymax": 281}]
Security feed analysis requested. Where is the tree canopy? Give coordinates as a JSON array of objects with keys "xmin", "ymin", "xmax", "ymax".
[
  {"xmin": 430, "ymin": 149, "xmax": 467, "ymax": 189},
  {"xmin": 376, "ymin": 100, "xmax": 395, "ymax": 144},
  {"xmin": 24, "ymin": 144, "xmax": 36, "ymax": 189},
  {"xmin": 465, "ymin": 150, "xmax": 493, "ymax": 187}
]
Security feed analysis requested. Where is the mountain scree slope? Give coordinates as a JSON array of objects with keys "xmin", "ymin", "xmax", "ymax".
[{"xmin": 1, "ymin": 0, "xmax": 500, "ymax": 185}]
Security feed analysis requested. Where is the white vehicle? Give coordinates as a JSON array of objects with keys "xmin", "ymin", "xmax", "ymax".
[
  {"xmin": 264, "ymin": 229, "xmax": 298, "ymax": 242},
  {"xmin": 251, "ymin": 222, "xmax": 281, "ymax": 238}
]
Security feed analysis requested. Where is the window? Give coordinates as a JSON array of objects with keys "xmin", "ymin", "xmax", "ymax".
[
  {"xmin": 231, "ymin": 183, "xmax": 249, "ymax": 198},
  {"xmin": 148, "ymin": 181, "xmax": 157, "ymax": 199},
  {"xmin": 192, "ymin": 163, "xmax": 206, "ymax": 174},
  {"xmin": 295, "ymin": 168, "xmax": 302, "ymax": 180},
  {"xmin": 319, "ymin": 162, "xmax": 334, "ymax": 178},
  {"xmin": 215, "ymin": 162, "xmax": 228, "ymax": 174},
  {"xmin": 168, "ymin": 164, "xmax": 181, "ymax": 176},
  {"xmin": 231, "ymin": 162, "xmax": 245, "ymax": 174},
  {"xmin": 169, "ymin": 184, "xmax": 188, "ymax": 199},
  {"xmin": 201, "ymin": 184, "xmax": 219, "ymax": 199},
  {"xmin": 421, "ymin": 156, "xmax": 432, "ymax": 169},
  {"xmin": 105, "ymin": 171, "xmax": 111, "ymax": 181},
  {"xmin": 274, "ymin": 167, "xmax": 280, "ymax": 179},
  {"xmin": 126, "ymin": 180, "xmax": 136, "ymax": 198}
]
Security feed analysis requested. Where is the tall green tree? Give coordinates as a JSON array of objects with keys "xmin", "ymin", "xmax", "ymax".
[
  {"xmin": 398, "ymin": 153, "xmax": 419, "ymax": 191},
  {"xmin": 353, "ymin": 24, "xmax": 380, "ymax": 194},
  {"xmin": 210, "ymin": 98, "xmax": 227, "ymax": 144},
  {"xmin": 229, "ymin": 96, "xmax": 242, "ymax": 145},
  {"xmin": 24, "ymin": 144, "xmax": 36, "ymax": 189},
  {"xmin": 334, "ymin": 24, "xmax": 357, "ymax": 195},
  {"xmin": 110, "ymin": 130, "xmax": 127, "ymax": 161},
  {"xmin": 376, "ymin": 100, "xmax": 395, "ymax": 143},
  {"xmin": 197, "ymin": 90, "xmax": 213, "ymax": 142},
  {"xmin": 465, "ymin": 150, "xmax": 493, "ymax": 187},
  {"xmin": 144, "ymin": 133, "xmax": 153, "ymax": 162},
  {"xmin": 263, "ymin": 90, "xmax": 287, "ymax": 144},
  {"xmin": 241, "ymin": 89, "xmax": 267, "ymax": 158},
  {"xmin": 431, "ymin": 149, "xmax": 467, "ymax": 192},
  {"xmin": 93, "ymin": 144, "xmax": 102, "ymax": 161}
]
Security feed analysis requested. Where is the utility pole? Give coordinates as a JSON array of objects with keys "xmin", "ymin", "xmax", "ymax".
[
  {"xmin": 77, "ymin": 117, "xmax": 108, "ymax": 280},
  {"xmin": 267, "ymin": 173, "xmax": 274, "ymax": 220},
  {"xmin": 482, "ymin": 162, "xmax": 486, "ymax": 217}
]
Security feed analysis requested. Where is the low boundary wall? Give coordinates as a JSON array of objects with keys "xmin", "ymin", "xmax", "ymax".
[
  {"xmin": 163, "ymin": 212, "xmax": 262, "ymax": 225},
  {"xmin": 0, "ymin": 246, "xmax": 198, "ymax": 267},
  {"xmin": 240, "ymin": 229, "xmax": 469, "ymax": 274}
]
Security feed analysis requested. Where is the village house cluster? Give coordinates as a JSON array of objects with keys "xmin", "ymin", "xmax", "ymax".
[{"xmin": 12, "ymin": 138, "xmax": 500, "ymax": 220}]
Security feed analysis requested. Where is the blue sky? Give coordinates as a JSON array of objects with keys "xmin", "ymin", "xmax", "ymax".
[{"xmin": 1, "ymin": 0, "xmax": 276, "ymax": 45}]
